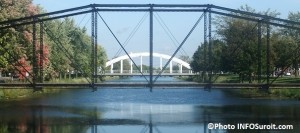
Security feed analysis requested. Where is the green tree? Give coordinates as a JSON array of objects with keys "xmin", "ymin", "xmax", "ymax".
[
  {"xmin": 0, "ymin": 0, "xmax": 41, "ymax": 80},
  {"xmin": 215, "ymin": 5, "xmax": 279, "ymax": 82},
  {"xmin": 272, "ymin": 33, "xmax": 297, "ymax": 76},
  {"xmin": 190, "ymin": 45, "xmax": 206, "ymax": 73},
  {"xmin": 44, "ymin": 18, "xmax": 107, "ymax": 80},
  {"xmin": 218, "ymin": 18, "xmax": 258, "ymax": 82},
  {"xmin": 280, "ymin": 12, "xmax": 300, "ymax": 77},
  {"xmin": 96, "ymin": 44, "xmax": 107, "ymax": 74},
  {"xmin": 190, "ymin": 39, "xmax": 224, "ymax": 82},
  {"xmin": 45, "ymin": 19, "xmax": 72, "ymax": 79}
]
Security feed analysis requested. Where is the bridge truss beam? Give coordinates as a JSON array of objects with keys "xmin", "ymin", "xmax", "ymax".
[
  {"xmin": 1, "ymin": 4, "xmax": 300, "ymax": 89},
  {"xmin": 1, "ymin": 4, "xmax": 300, "ymax": 30}
]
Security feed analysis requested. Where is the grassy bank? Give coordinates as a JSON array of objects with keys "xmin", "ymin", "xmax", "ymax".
[
  {"xmin": 0, "ymin": 88, "xmax": 63, "ymax": 101},
  {"xmin": 0, "ymin": 77, "xmax": 116, "ymax": 101},
  {"xmin": 187, "ymin": 74, "xmax": 300, "ymax": 99},
  {"xmin": 270, "ymin": 89, "xmax": 300, "ymax": 99},
  {"xmin": 233, "ymin": 88, "xmax": 300, "ymax": 100}
]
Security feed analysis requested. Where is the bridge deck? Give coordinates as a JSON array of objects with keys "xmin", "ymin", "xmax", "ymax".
[
  {"xmin": 101, "ymin": 73, "xmax": 196, "ymax": 76},
  {"xmin": 1, "ymin": 83, "xmax": 300, "ymax": 89}
]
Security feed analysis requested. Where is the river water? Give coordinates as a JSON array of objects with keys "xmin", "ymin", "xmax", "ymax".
[{"xmin": 0, "ymin": 77, "xmax": 299, "ymax": 133}]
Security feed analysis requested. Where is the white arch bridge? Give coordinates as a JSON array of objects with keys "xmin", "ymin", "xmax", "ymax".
[{"xmin": 104, "ymin": 52, "xmax": 194, "ymax": 76}]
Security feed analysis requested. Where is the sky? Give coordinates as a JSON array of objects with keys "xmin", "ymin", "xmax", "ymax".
[{"xmin": 33, "ymin": 0, "xmax": 300, "ymax": 66}]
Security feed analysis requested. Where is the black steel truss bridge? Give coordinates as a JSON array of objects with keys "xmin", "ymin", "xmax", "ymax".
[{"xmin": 1, "ymin": 4, "xmax": 300, "ymax": 90}]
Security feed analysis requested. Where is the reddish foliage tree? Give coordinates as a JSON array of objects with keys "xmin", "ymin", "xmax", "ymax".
[
  {"xmin": 36, "ymin": 43, "xmax": 50, "ymax": 68},
  {"xmin": 23, "ymin": 30, "xmax": 32, "ymax": 42},
  {"xmin": 26, "ymin": 3, "xmax": 38, "ymax": 16},
  {"xmin": 15, "ymin": 57, "xmax": 31, "ymax": 80}
]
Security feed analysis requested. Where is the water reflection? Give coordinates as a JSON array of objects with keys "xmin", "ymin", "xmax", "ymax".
[
  {"xmin": 0, "ymin": 105, "xmax": 96, "ymax": 133},
  {"xmin": 0, "ymin": 102, "xmax": 300, "ymax": 133},
  {"xmin": 1, "ymin": 78, "xmax": 300, "ymax": 133}
]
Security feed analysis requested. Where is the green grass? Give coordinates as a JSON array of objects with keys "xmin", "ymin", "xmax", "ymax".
[
  {"xmin": 0, "ymin": 87, "xmax": 71, "ymax": 101},
  {"xmin": 270, "ymin": 76, "xmax": 300, "ymax": 83},
  {"xmin": 48, "ymin": 78, "xmax": 90, "ymax": 83},
  {"xmin": 0, "ymin": 78, "xmax": 83, "ymax": 101},
  {"xmin": 211, "ymin": 75, "xmax": 240, "ymax": 83},
  {"xmin": 208, "ymin": 74, "xmax": 300, "ymax": 84},
  {"xmin": 0, "ymin": 76, "xmax": 119, "ymax": 101},
  {"xmin": 270, "ymin": 89, "xmax": 300, "ymax": 99},
  {"xmin": 190, "ymin": 74, "xmax": 300, "ymax": 99},
  {"xmin": 47, "ymin": 76, "xmax": 117, "ymax": 83}
]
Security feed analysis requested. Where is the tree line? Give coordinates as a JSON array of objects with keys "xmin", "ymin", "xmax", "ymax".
[
  {"xmin": 190, "ymin": 5, "xmax": 300, "ymax": 83},
  {"xmin": 0, "ymin": 0, "xmax": 107, "ymax": 81}
]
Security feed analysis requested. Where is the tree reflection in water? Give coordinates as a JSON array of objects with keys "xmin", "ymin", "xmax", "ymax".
[{"xmin": 0, "ymin": 104, "xmax": 299, "ymax": 133}]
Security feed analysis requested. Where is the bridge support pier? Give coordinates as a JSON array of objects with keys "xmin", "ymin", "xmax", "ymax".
[
  {"xmin": 110, "ymin": 64, "xmax": 114, "ymax": 73},
  {"xmin": 170, "ymin": 61, "xmax": 173, "ymax": 74},
  {"xmin": 140, "ymin": 56, "xmax": 143, "ymax": 73},
  {"xmin": 130, "ymin": 60, "xmax": 133, "ymax": 74},
  {"xmin": 180, "ymin": 64, "xmax": 183, "ymax": 73},
  {"xmin": 120, "ymin": 60, "xmax": 123, "ymax": 73},
  {"xmin": 160, "ymin": 57, "xmax": 162, "ymax": 70}
]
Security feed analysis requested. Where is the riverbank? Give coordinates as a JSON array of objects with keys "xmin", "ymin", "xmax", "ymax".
[
  {"xmin": 0, "ymin": 88, "xmax": 62, "ymax": 101},
  {"xmin": 182, "ymin": 74, "xmax": 300, "ymax": 99},
  {"xmin": 223, "ymin": 88, "xmax": 300, "ymax": 100},
  {"xmin": 0, "ymin": 77, "xmax": 118, "ymax": 101}
]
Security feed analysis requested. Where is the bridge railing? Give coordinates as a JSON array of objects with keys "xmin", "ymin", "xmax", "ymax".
[{"xmin": 104, "ymin": 70, "xmax": 192, "ymax": 74}]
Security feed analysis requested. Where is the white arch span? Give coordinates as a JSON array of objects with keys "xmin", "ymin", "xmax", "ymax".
[{"xmin": 105, "ymin": 52, "xmax": 191, "ymax": 74}]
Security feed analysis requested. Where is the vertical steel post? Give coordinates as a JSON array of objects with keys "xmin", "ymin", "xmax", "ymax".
[
  {"xmin": 39, "ymin": 22, "xmax": 44, "ymax": 83},
  {"xmin": 91, "ymin": 10, "xmax": 95, "ymax": 85},
  {"xmin": 266, "ymin": 23, "xmax": 270, "ymax": 87},
  {"xmin": 257, "ymin": 21, "xmax": 262, "ymax": 83},
  {"xmin": 94, "ymin": 11, "xmax": 98, "ymax": 83},
  {"xmin": 203, "ymin": 11, "xmax": 207, "ymax": 82},
  {"xmin": 149, "ymin": 4, "xmax": 154, "ymax": 88},
  {"xmin": 149, "ymin": 122, "xmax": 153, "ymax": 133},
  {"xmin": 208, "ymin": 10, "xmax": 212, "ymax": 83},
  {"xmin": 32, "ymin": 20, "xmax": 37, "ymax": 86}
]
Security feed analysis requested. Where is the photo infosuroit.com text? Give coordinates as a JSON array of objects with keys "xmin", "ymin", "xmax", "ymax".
[{"xmin": 208, "ymin": 123, "xmax": 293, "ymax": 130}]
